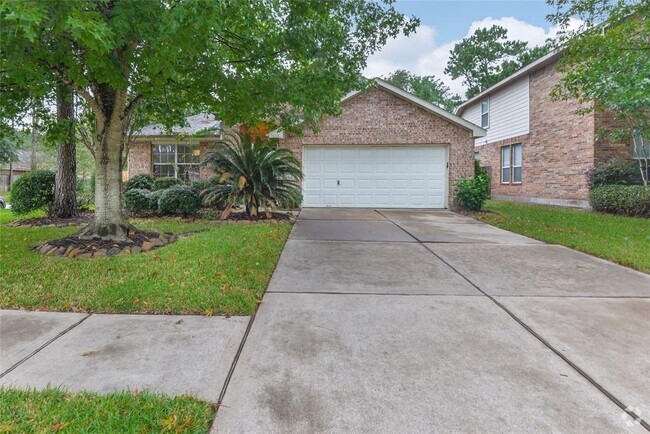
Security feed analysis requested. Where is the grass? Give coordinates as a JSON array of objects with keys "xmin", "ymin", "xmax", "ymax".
[
  {"xmin": 473, "ymin": 200, "xmax": 650, "ymax": 273},
  {"xmin": 0, "ymin": 387, "xmax": 215, "ymax": 433},
  {"xmin": 0, "ymin": 209, "xmax": 291, "ymax": 315}
]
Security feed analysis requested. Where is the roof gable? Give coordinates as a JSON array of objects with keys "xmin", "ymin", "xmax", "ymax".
[{"xmin": 345, "ymin": 79, "xmax": 485, "ymax": 138}]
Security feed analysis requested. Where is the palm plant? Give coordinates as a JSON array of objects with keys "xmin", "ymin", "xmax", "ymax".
[{"xmin": 201, "ymin": 131, "xmax": 303, "ymax": 219}]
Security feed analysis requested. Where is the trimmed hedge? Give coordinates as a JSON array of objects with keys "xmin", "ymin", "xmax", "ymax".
[
  {"xmin": 148, "ymin": 189, "xmax": 165, "ymax": 212},
  {"xmin": 588, "ymin": 160, "xmax": 643, "ymax": 188},
  {"xmin": 124, "ymin": 188, "xmax": 152, "ymax": 214},
  {"xmin": 124, "ymin": 174, "xmax": 155, "ymax": 192},
  {"xmin": 152, "ymin": 177, "xmax": 183, "ymax": 191},
  {"xmin": 455, "ymin": 173, "xmax": 490, "ymax": 211},
  {"xmin": 158, "ymin": 185, "xmax": 201, "ymax": 216},
  {"xmin": 589, "ymin": 185, "xmax": 650, "ymax": 216},
  {"xmin": 10, "ymin": 170, "xmax": 55, "ymax": 215}
]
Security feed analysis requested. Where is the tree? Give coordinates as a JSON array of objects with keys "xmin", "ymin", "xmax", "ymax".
[
  {"xmin": 0, "ymin": 126, "xmax": 23, "ymax": 166},
  {"xmin": 51, "ymin": 85, "xmax": 77, "ymax": 218},
  {"xmin": 549, "ymin": 0, "xmax": 650, "ymax": 185},
  {"xmin": 445, "ymin": 25, "xmax": 552, "ymax": 99},
  {"xmin": 383, "ymin": 70, "xmax": 462, "ymax": 111},
  {"xmin": 1, "ymin": 0, "xmax": 417, "ymax": 240}
]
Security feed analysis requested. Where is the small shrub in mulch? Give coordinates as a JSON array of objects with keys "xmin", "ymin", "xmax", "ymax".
[
  {"xmin": 34, "ymin": 230, "xmax": 177, "ymax": 258},
  {"xmin": 7, "ymin": 211, "xmax": 94, "ymax": 228}
]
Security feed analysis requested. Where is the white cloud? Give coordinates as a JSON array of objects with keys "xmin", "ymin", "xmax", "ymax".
[{"xmin": 364, "ymin": 17, "xmax": 582, "ymax": 96}]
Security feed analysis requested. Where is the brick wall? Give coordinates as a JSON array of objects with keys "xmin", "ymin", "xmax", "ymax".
[
  {"xmin": 593, "ymin": 110, "xmax": 634, "ymax": 164},
  {"xmin": 279, "ymin": 86, "xmax": 476, "ymax": 205},
  {"xmin": 476, "ymin": 63, "xmax": 595, "ymax": 202},
  {"xmin": 127, "ymin": 141, "xmax": 152, "ymax": 177}
]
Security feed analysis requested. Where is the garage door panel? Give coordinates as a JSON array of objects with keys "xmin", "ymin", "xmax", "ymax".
[{"xmin": 303, "ymin": 146, "xmax": 447, "ymax": 208}]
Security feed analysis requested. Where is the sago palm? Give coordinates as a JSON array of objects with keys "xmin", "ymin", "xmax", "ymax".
[{"xmin": 201, "ymin": 131, "xmax": 303, "ymax": 218}]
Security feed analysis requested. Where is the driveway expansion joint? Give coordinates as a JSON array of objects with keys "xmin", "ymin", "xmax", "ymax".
[
  {"xmin": 0, "ymin": 313, "xmax": 92, "ymax": 379},
  {"xmin": 377, "ymin": 209, "xmax": 650, "ymax": 431}
]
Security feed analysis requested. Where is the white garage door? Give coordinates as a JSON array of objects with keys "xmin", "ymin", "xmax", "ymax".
[{"xmin": 303, "ymin": 146, "xmax": 447, "ymax": 208}]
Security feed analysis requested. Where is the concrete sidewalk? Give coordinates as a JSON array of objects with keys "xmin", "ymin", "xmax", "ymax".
[
  {"xmin": 214, "ymin": 208, "xmax": 650, "ymax": 433},
  {"xmin": 0, "ymin": 311, "xmax": 248, "ymax": 402}
]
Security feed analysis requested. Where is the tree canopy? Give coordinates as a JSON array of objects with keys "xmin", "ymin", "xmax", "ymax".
[
  {"xmin": 445, "ymin": 25, "xmax": 552, "ymax": 99},
  {"xmin": 1, "ymin": 0, "xmax": 418, "ymax": 238},
  {"xmin": 383, "ymin": 70, "xmax": 462, "ymax": 112},
  {"xmin": 549, "ymin": 0, "xmax": 649, "ymax": 184}
]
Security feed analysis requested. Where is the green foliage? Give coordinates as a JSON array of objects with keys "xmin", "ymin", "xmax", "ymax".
[
  {"xmin": 445, "ymin": 25, "xmax": 547, "ymax": 99},
  {"xmin": 202, "ymin": 133, "xmax": 303, "ymax": 217},
  {"xmin": 10, "ymin": 170, "xmax": 55, "ymax": 215},
  {"xmin": 124, "ymin": 174, "xmax": 155, "ymax": 192},
  {"xmin": 588, "ymin": 160, "xmax": 643, "ymax": 188},
  {"xmin": 0, "ymin": 214, "xmax": 291, "ymax": 314},
  {"xmin": 476, "ymin": 200, "xmax": 650, "ymax": 273},
  {"xmin": 550, "ymin": 0, "xmax": 650, "ymax": 184},
  {"xmin": 589, "ymin": 185, "xmax": 650, "ymax": 217},
  {"xmin": 158, "ymin": 185, "xmax": 201, "ymax": 216},
  {"xmin": 455, "ymin": 173, "xmax": 490, "ymax": 211},
  {"xmin": 383, "ymin": 70, "xmax": 462, "ymax": 111},
  {"xmin": 152, "ymin": 177, "xmax": 183, "ymax": 191},
  {"xmin": 148, "ymin": 189, "xmax": 165, "ymax": 212},
  {"xmin": 0, "ymin": 387, "xmax": 215, "ymax": 433},
  {"xmin": 0, "ymin": 126, "xmax": 26, "ymax": 165},
  {"xmin": 124, "ymin": 188, "xmax": 152, "ymax": 215}
]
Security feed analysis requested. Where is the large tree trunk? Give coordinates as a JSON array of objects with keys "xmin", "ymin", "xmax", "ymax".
[
  {"xmin": 78, "ymin": 88, "xmax": 134, "ymax": 240},
  {"xmin": 52, "ymin": 85, "xmax": 78, "ymax": 218}
]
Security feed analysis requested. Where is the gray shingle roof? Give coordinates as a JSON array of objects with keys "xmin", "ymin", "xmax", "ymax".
[{"xmin": 136, "ymin": 114, "xmax": 222, "ymax": 136}]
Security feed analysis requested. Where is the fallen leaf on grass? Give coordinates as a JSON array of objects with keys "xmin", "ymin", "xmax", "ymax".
[{"xmin": 50, "ymin": 422, "xmax": 69, "ymax": 432}]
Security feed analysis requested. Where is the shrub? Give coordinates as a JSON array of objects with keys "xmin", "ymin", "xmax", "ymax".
[
  {"xmin": 158, "ymin": 185, "xmax": 201, "ymax": 216},
  {"xmin": 455, "ymin": 172, "xmax": 490, "ymax": 211},
  {"xmin": 202, "ymin": 132, "xmax": 302, "ymax": 217},
  {"xmin": 10, "ymin": 170, "xmax": 55, "ymax": 215},
  {"xmin": 124, "ymin": 174, "xmax": 155, "ymax": 192},
  {"xmin": 588, "ymin": 160, "xmax": 643, "ymax": 188},
  {"xmin": 124, "ymin": 188, "xmax": 152, "ymax": 214},
  {"xmin": 589, "ymin": 185, "xmax": 650, "ymax": 216},
  {"xmin": 152, "ymin": 177, "xmax": 183, "ymax": 191},
  {"xmin": 148, "ymin": 189, "xmax": 166, "ymax": 212}
]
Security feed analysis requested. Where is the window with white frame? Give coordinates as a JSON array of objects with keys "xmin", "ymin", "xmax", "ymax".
[
  {"xmin": 480, "ymin": 98, "xmax": 489, "ymax": 128},
  {"xmin": 501, "ymin": 143, "xmax": 522, "ymax": 184},
  {"xmin": 152, "ymin": 144, "xmax": 200, "ymax": 180}
]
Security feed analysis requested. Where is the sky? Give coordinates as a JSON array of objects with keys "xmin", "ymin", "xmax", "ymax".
[{"xmin": 364, "ymin": 0, "xmax": 578, "ymax": 96}]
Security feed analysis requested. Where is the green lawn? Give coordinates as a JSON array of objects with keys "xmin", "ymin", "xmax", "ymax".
[
  {"xmin": 0, "ymin": 388, "xmax": 215, "ymax": 433},
  {"xmin": 474, "ymin": 201, "xmax": 650, "ymax": 273},
  {"xmin": 0, "ymin": 209, "xmax": 291, "ymax": 315}
]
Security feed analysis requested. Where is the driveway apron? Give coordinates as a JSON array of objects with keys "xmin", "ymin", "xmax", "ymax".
[{"xmin": 214, "ymin": 208, "xmax": 650, "ymax": 433}]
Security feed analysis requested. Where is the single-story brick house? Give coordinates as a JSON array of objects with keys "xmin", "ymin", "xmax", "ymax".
[
  {"xmin": 455, "ymin": 50, "xmax": 646, "ymax": 208},
  {"xmin": 128, "ymin": 79, "xmax": 485, "ymax": 208}
]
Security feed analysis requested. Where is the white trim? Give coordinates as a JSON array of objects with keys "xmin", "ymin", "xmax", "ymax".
[
  {"xmin": 480, "ymin": 97, "xmax": 490, "ymax": 129},
  {"xmin": 455, "ymin": 49, "xmax": 564, "ymax": 116}
]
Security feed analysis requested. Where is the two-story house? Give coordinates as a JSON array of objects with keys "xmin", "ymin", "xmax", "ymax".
[{"xmin": 456, "ymin": 50, "xmax": 639, "ymax": 208}]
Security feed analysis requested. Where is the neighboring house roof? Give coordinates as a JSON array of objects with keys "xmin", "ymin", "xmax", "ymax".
[
  {"xmin": 136, "ymin": 114, "xmax": 222, "ymax": 137},
  {"xmin": 455, "ymin": 49, "xmax": 564, "ymax": 116},
  {"xmin": 270, "ymin": 78, "xmax": 486, "ymax": 139}
]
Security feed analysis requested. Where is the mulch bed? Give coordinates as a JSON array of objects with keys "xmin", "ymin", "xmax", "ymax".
[
  {"xmin": 8, "ymin": 211, "xmax": 94, "ymax": 228},
  {"xmin": 34, "ymin": 230, "xmax": 177, "ymax": 258},
  {"xmin": 223, "ymin": 211, "xmax": 293, "ymax": 222}
]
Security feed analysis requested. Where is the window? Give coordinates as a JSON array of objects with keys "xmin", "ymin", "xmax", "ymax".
[
  {"xmin": 501, "ymin": 143, "xmax": 522, "ymax": 184},
  {"xmin": 480, "ymin": 98, "xmax": 489, "ymax": 128},
  {"xmin": 152, "ymin": 144, "xmax": 200, "ymax": 180}
]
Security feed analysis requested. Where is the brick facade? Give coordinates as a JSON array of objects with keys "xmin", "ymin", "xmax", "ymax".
[
  {"xmin": 279, "ymin": 86, "xmax": 476, "ymax": 205},
  {"xmin": 474, "ymin": 62, "xmax": 635, "ymax": 207}
]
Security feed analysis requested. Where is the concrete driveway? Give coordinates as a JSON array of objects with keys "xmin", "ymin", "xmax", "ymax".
[{"xmin": 215, "ymin": 208, "xmax": 650, "ymax": 433}]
